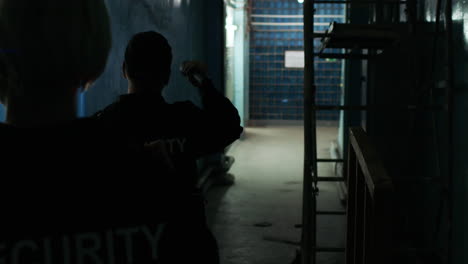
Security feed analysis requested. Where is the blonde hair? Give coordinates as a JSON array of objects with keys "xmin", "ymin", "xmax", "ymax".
[{"xmin": 0, "ymin": 0, "xmax": 111, "ymax": 100}]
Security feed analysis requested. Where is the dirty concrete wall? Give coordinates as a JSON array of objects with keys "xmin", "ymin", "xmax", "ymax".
[
  {"xmin": 440, "ymin": 1, "xmax": 468, "ymax": 261},
  {"xmin": 401, "ymin": 1, "xmax": 467, "ymax": 261},
  {"xmin": 361, "ymin": 1, "xmax": 467, "ymax": 261},
  {"xmin": 84, "ymin": 0, "xmax": 224, "ymax": 116}
]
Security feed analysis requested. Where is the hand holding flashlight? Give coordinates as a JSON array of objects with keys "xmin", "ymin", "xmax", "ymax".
[{"xmin": 180, "ymin": 61, "xmax": 208, "ymax": 88}]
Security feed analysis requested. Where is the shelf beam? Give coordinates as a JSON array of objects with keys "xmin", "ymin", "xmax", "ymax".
[{"xmin": 311, "ymin": 0, "xmax": 407, "ymax": 4}]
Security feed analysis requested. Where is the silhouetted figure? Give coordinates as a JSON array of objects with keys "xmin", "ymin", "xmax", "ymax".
[
  {"xmin": 0, "ymin": 1, "xmax": 178, "ymax": 263},
  {"xmin": 93, "ymin": 31, "xmax": 243, "ymax": 264},
  {"xmin": 95, "ymin": 32, "xmax": 242, "ymax": 190}
]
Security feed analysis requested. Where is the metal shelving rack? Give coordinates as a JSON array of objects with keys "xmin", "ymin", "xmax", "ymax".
[{"xmin": 300, "ymin": 0, "xmax": 455, "ymax": 262}]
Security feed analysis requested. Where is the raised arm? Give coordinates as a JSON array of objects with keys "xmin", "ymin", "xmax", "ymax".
[{"xmin": 179, "ymin": 61, "xmax": 243, "ymax": 157}]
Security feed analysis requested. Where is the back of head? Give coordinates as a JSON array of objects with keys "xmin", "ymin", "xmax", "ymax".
[
  {"xmin": 0, "ymin": 0, "xmax": 111, "ymax": 102},
  {"xmin": 124, "ymin": 31, "xmax": 172, "ymax": 92}
]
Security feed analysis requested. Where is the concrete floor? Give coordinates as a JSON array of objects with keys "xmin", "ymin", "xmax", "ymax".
[{"xmin": 206, "ymin": 126, "xmax": 346, "ymax": 264}]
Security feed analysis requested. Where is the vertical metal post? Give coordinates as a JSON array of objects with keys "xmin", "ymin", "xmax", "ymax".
[
  {"xmin": 302, "ymin": 0, "xmax": 317, "ymax": 263},
  {"xmin": 346, "ymin": 147, "xmax": 357, "ymax": 264}
]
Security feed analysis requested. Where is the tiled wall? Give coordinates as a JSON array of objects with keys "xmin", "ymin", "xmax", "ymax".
[
  {"xmin": 0, "ymin": 104, "xmax": 4, "ymax": 122},
  {"xmin": 249, "ymin": 0, "xmax": 344, "ymax": 121}
]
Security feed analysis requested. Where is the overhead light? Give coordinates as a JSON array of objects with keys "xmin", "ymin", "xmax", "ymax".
[
  {"xmin": 173, "ymin": 0, "xmax": 182, "ymax": 7},
  {"xmin": 225, "ymin": 25, "xmax": 238, "ymax": 47},
  {"xmin": 298, "ymin": 0, "xmax": 304, "ymax": 3}
]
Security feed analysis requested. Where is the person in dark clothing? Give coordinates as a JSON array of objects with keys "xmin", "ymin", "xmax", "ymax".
[
  {"xmin": 93, "ymin": 31, "xmax": 243, "ymax": 264},
  {"xmin": 94, "ymin": 32, "xmax": 242, "ymax": 190},
  {"xmin": 0, "ymin": 1, "xmax": 181, "ymax": 263}
]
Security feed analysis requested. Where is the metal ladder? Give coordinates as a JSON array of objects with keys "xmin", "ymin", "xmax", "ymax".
[{"xmin": 300, "ymin": 0, "xmax": 454, "ymax": 262}]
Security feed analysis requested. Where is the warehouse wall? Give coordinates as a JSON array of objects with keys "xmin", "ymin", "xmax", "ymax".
[
  {"xmin": 249, "ymin": 0, "xmax": 344, "ymax": 121},
  {"xmin": 84, "ymin": 0, "xmax": 224, "ymax": 116},
  {"xmin": 405, "ymin": 1, "xmax": 467, "ymax": 261},
  {"xmin": 440, "ymin": 1, "xmax": 468, "ymax": 261},
  {"xmin": 354, "ymin": 0, "xmax": 467, "ymax": 261},
  {"xmin": 233, "ymin": 4, "xmax": 250, "ymax": 126},
  {"xmin": 0, "ymin": 0, "xmax": 224, "ymax": 119}
]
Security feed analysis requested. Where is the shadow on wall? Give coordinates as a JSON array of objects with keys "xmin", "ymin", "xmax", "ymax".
[{"xmin": 85, "ymin": 0, "xmax": 222, "ymax": 116}]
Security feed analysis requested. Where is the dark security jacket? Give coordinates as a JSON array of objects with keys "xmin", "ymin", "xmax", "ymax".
[
  {"xmin": 0, "ymin": 118, "xmax": 189, "ymax": 263},
  {"xmin": 0, "ymin": 118, "xmax": 183, "ymax": 219},
  {"xmin": 93, "ymin": 79, "xmax": 243, "ymax": 190}
]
